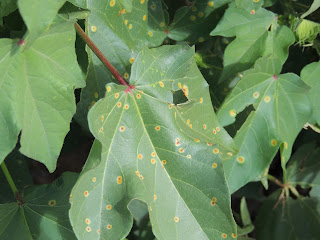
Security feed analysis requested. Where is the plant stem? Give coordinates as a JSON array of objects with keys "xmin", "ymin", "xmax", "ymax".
[
  {"xmin": 74, "ymin": 22, "xmax": 129, "ymax": 86},
  {"xmin": 267, "ymin": 174, "xmax": 284, "ymax": 188},
  {"xmin": 1, "ymin": 161, "xmax": 23, "ymax": 203}
]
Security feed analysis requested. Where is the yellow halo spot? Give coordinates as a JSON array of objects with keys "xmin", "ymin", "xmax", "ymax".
[
  {"xmin": 198, "ymin": 37, "xmax": 204, "ymax": 43},
  {"xmin": 149, "ymin": 206, "xmax": 152, "ymax": 211},
  {"xmin": 203, "ymin": 124, "xmax": 207, "ymax": 130},
  {"xmin": 200, "ymin": 97, "xmax": 203, "ymax": 103},
  {"xmin": 85, "ymin": 218, "xmax": 91, "ymax": 224},
  {"xmin": 187, "ymin": 119, "xmax": 190, "ymax": 125},
  {"xmin": 140, "ymin": 0, "xmax": 145, "ymax": 3},
  {"xmin": 136, "ymin": 171, "xmax": 140, "ymax": 176},
  {"xmin": 160, "ymin": 22, "xmax": 165, "ymax": 27},
  {"xmin": 182, "ymin": 85, "xmax": 189, "ymax": 98},
  {"xmin": 230, "ymin": 109, "xmax": 236, "ymax": 117},
  {"xmin": 151, "ymin": 152, "xmax": 156, "ymax": 157},
  {"xmin": 101, "ymin": 115, "xmax": 104, "ymax": 122},
  {"xmin": 232, "ymin": 233, "xmax": 237, "ymax": 238},
  {"xmin": 84, "ymin": 191, "xmax": 89, "ymax": 197},
  {"xmin": 175, "ymin": 138, "xmax": 180, "ymax": 146},
  {"xmin": 162, "ymin": 160, "xmax": 166, "ymax": 165},
  {"xmin": 107, "ymin": 224, "xmax": 112, "ymax": 229},
  {"xmin": 91, "ymin": 101, "xmax": 96, "ymax": 107},
  {"xmin": 194, "ymin": 138, "xmax": 200, "ymax": 142},
  {"xmin": 124, "ymin": 72, "xmax": 129, "ymax": 79},
  {"xmin": 159, "ymin": 81, "xmax": 164, "ymax": 87},
  {"xmin": 216, "ymin": 127, "xmax": 220, "ymax": 132},
  {"xmin": 86, "ymin": 226, "xmax": 91, "ymax": 232},
  {"xmin": 121, "ymin": 9, "xmax": 126, "ymax": 14},
  {"xmin": 124, "ymin": 19, "xmax": 128, "ymax": 25},
  {"xmin": 213, "ymin": 149, "xmax": 219, "ymax": 154},
  {"xmin": 48, "ymin": 200, "xmax": 56, "ymax": 206},
  {"xmin": 174, "ymin": 217, "xmax": 179, "ymax": 222},
  {"xmin": 148, "ymin": 31, "xmax": 153, "ymax": 37},
  {"xmin": 198, "ymin": 12, "xmax": 204, "ymax": 18},
  {"xmin": 227, "ymin": 152, "xmax": 233, "ymax": 156},
  {"xmin": 178, "ymin": 82, "xmax": 182, "ymax": 88},
  {"xmin": 222, "ymin": 233, "xmax": 227, "ymax": 239},
  {"xmin": 136, "ymin": 94, "xmax": 141, "ymax": 99},
  {"xmin": 139, "ymin": 175, "xmax": 144, "ymax": 180},
  {"xmin": 97, "ymin": 230, "xmax": 101, "ymax": 234},
  {"xmin": 284, "ymin": 141, "xmax": 288, "ymax": 149},
  {"xmin": 213, "ymin": 129, "xmax": 217, "ymax": 135},
  {"xmin": 237, "ymin": 156, "xmax": 245, "ymax": 163},
  {"xmin": 155, "ymin": 126, "xmax": 161, "ymax": 131},
  {"xmin": 264, "ymin": 96, "xmax": 271, "ymax": 102},
  {"xmin": 94, "ymin": 92, "xmax": 99, "ymax": 99},
  {"xmin": 106, "ymin": 86, "xmax": 111, "ymax": 92},
  {"xmin": 115, "ymin": 93, "xmax": 119, "ymax": 98},
  {"xmin": 190, "ymin": 15, "xmax": 196, "ymax": 21},
  {"xmin": 154, "ymin": 195, "xmax": 157, "ymax": 200},
  {"xmin": 208, "ymin": 1, "xmax": 214, "ymax": 7},
  {"xmin": 211, "ymin": 201, "xmax": 216, "ymax": 206},
  {"xmin": 124, "ymin": 104, "xmax": 129, "ymax": 110},
  {"xmin": 212, "ymin": 163, "xmax": 218, "ymax": 168},
  {"xmin": 271, "ymin": 139, "xmax": 277, "ymax": 146},
  {"xmin": 129, "ymin": 57, "xmax": 135, "ymax": 64},
  {"xmin": 128, "ymin": 24, "xmax": 132, "ymax": 29},
  {"xmin": 91, "ymin": 26, "xmax": 97, "ymax": 32},
  {"xmin": 117, "ymin": 102, "xmax": 122, "ymax": 108},
  {"xmin": 253, "ymin": 91, "xmax": 260, "ymax": 99},
  {"xmin": 92, "ymin": 177, "xmax": 96, "ymax": 182},
  {"xmin": 212, "ymin": 197, "xmax": 217, "ymax": 202},
  {"xmin": 250, "ymin": 10, "xmax": 256, "ymax": 15},
  {"xmin": 117, "ymin": 176, "xmax": 122, "ymax": 184},
  {"xmin": 187, "ymin": 154, "xmax": 191, "ymax": 158},
  {"xmin": 207, "ymin": 142, "xmax": 212, "ymax": 146},
  {"xmin": 143, "ymin": 15, "xmax": 147, "ymax": 21},
  {"xmin": 106, "ymin": 205, "xmax": 112, "ymax": 210},
  {"xmin": 151, "ymin": 158, "xmax": 155, "ymax": 164},
  {"xmin": 189, "ymin": 124, "xmax": 192, "ymax": 129},
  {"xmin": 110, "ymin": 0, "xmax": 115, "ymax": 7},
  {"xmin": 138, "ymin": 154, "xmax": 143, "ymax": 160},
  {"xmin": 169, "ymin": 104, "xmax": 173, "ymax": 109},
  {"xmin": 179, "ymin": 148, "xmax": 184, "ymax": 153},
  {"xmin": 119, "ymin": 126, "xmax": 125, "ymax": 132}
]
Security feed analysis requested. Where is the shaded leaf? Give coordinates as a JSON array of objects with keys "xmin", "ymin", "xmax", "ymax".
[
  {"xmin": 218, "ymin": 57, "xmax": 311, "ymax": 193},
  {"xmin": 211, "ymin": 0, "xmax": 294, "ymax": 82},
  {"xmin": 301, "ymin": 60, "xmax": 320, "ymax": 125},
  {"xmin": 0, "ymin": 172, "xmax": 77, "ymax": 240},
  {"xmin": 0, "ymin": 0, "xmax": 17, "ymax": 26},
  {"xmin": 70, "ymin": 45, "xmax": 237, "ymax": 240},
  {"xmin": 0, "ymin": 19, "xmax": 85, "ymax": 171},
  {"xmin": 255, "ymin": 190, "xmax": 320, "ymax": 240},
  {"xmin": 301, "ymin": 0, "xmax": 320, "ymax": 19},
  {"xmin": 18, "ymin": 0, "xmax": 66, "ymax": 48}
]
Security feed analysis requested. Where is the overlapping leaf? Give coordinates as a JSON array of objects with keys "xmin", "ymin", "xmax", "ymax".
[
  {"xmin": 0, "ymin": 0, "xmax": 17, "ymax": 26},
  {"xmin": 301, "ymin": 61, "xmax": 320, "ymax": 125},
  {"xmin": 74, "ymin": 0, "xmax": 167, "ymax": 129},
  {"xmin": 168, "ymin": 0, "xmax": 231, "ymax": 43},
  {"xmin": 217, "ymin": 57, "xmax": 311, "ymax": 193},
  {"xmin": 255, "ymin": 190, "xmax": 320, "ymax": 240},
  {"xmin": 70, "ymin": 45, "xmax": 237, "ymax": 240},
  {"xmin": 0, "ymin": 18, "xmax": 84, "ymax": 171},
  {"xmin": 0, "ymin": 173, "xmax": 77, "ymax": 240},
  {"xmin": 211, "ymin": 0, "xmax": 295, "ymax": 82}
]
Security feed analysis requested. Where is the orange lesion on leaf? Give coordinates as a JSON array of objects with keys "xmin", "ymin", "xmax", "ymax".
[
  {"xmin": 232, "ymin": 233, "xmax": 237, "ymax": 238},
  {"xmin": 213, "ymin": 129, "xmax": 217, "ymax": 135},
  {"xmin": 182, "ymin": 85, "xmax": 189, "ymax": 98},
  {"xmin": 117, "ymin": 176, "xmax": 122, "ymax": 184},
  {"xmin": 271, "ymin": 139, "xmax": 277, "ymax": 146},
  {"xmin": 216, "ymin": 127, "xmax": 220, "ymax": 132},
  {"xmin": 212, "ymin": 163, "xmax": 218, "ymax": 168},
  {"xmin": 107, "ymin": 224, "xmax": 112, "ymax": 229},
  {"xmin": 213, "ymin": 149, "xmax": 219, "ymax": 154},
  {"xmin": 194, "ymin": 138, "xmax": 200, "ymax": 142},
  {"xmin": 86, "ymin": 226, "xmax": 91, "ymax": 232},
  {"xmin": 174, "ymin": 217, "xmax": 179, "ymax": 222},
  {"xmin": 203, "ymin": 124, "xmax": 207, "ymax": 130},
  {"xmin": 119, "ymin": 126, "xmax": 125, "ymax": 132},
  {"xmin": 237, "ymin": 156, "xmax": 245, "ymax": 163},
  {"xmin": 48, "ymin": 200, "xmax": 56, "ymax": 206},
  {"xmin": 179, "ymin": 148, "xmax": 184, "ymax": 153},
  {"xmin": 84, "ymin": 191, "xmax": 89, "ymax": 197},
  {"xmin": 155, "ymin": 126, "xmax": 161, "ymax": 131},
  {"xmin": 222, "ymin": 233, "xmax": 227, "ymax": 238},
  {"xmin": 151, "ymin": 152, "xmax": 156, "ymax": 157},
  {"xmin": 138, "ymin": 154, "xmax": 143, "ymax": 160},
  {"xmin": 151, "ymin": 158, "xmax": 156, "ymax": 164},
  {"xmin": 92, "ymin": 177, "xmax": 96, "ymax": 182},
  {"xmin": 115, "ymin": 93, "xmax": 119, "ymax": 99},
  {"xmin": 85, "ymin": 218, "xmax": 91, "ymax": 224},
  {"xmin": 162, "ymin": 160, "xmax": 167, "ymax": 165},
  {"xmin": 106, "ymin": 205, "xmax": 112, "ymax": 210},
  {"xmin": 159, "ymin": 81, "xmax": 164, "ymax": 87}
]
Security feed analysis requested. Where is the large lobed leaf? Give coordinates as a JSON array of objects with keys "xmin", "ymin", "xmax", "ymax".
[
  {"xmin": 217, "ymin": 57, "xmax": 311, "ymax": 193},
  {"xmin": 0, "ymin": 18, "xmax": 85, "ymax": 172},
  {"xmin": 300, "ymin": 61, "xmax": 320, "ymax": 125},
  {"xmin": 70, "ymin": 45, "xmax": 237, "ymax": 240},
  {"xmin": 210, "ymin": 0, "xmax": 295, "ymax": 82},
  {"xmin": 75, "ymin": 0, "xmax": 167, "ymax": 129},
  {"xmin": 0, "ymin": 173, "xmax": 78, "ymax": 240}
]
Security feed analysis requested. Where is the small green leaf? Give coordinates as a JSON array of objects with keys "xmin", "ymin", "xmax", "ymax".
[
  {"xmin": 211, "ymin": 0, "xmax": 294, "ymax": 82},
  {"xmin": 0, "ymin": 19, "xmax": 85, "ymax": 171},
  {"xmin": 301, "ymin": 0, "xmax": 320, "ymax": 19},
  {"xmin": 0, "ymin": 173, "xmax": 78, "ymax": 240},
  {"xmin": 18, "ymin": 0, "xmax": 66, "ymax": 47},
  {"xmin": 240, "ymin": 198, "xmax": 252, "ymax": 226},
  {"xmin": 301, "ymin": 60, "xmax": 320, "ymax": 125},
  {"xmin": 70, "ymin": 45, "xmax": 237, "ymax": 240},
  {"xmin": 218, "ymin": 57, "xmax": 311, "ymax": 193},
  {"xmin": 256, "ymin": 190, "xmax": 320, "ymax": 240}
]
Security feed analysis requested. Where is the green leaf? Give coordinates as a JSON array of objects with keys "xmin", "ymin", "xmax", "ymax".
[
  {"xmin": 119, "ymin": 0, "xmax": 133, "ymax": 12},
  {"xmin": 75, "ymin": 0, "xmax": 167, "ymax": 129},
  {"xmin": 211, "ymin": 0, "xmax": 294, "ymax": 82},
  {"xmin": 301, "ymin": 0, "xmax": 320, "ymax": 18},
  {"xmin": 255, "ymin": 190, "xmax": 320, "ymax": 240},
  {"xmin": 168, "ymin": 0, "xmax": 230, "ymax": 43},
  {"xmin": 0, "ymin": 19, "xmax": 85, "ymax": 171},
  {"xmin": 70, "ymin": 45, "xmax": 237, "ymax": 240},
  {"xmin": 0, "ymin": 0, "xmax": 17, "ymax": 26},
  {"xmin": 286, "ymin": 143, "xmax": 320, "ymax": 188},
  {"xmin": 217, "ymin": 57, "xmax": 311, "ymax": 193},
  {"xmin": 240, "ymin": 198, "xmax": 252, "ymax": 226},
  {"xmin": 18, "ymin": 0, "xmax": 66, "ymax": 48},
  {"xmin": 58, "ymin": 2, "xmax": 91, "ymax": 21},
  {"xmin": 301, "ymin": 61, "xmax": 320, "ymax": 125},
  {"xmin": 0, "ymin": 172, "xmax": 78, "ymax": 240}
]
